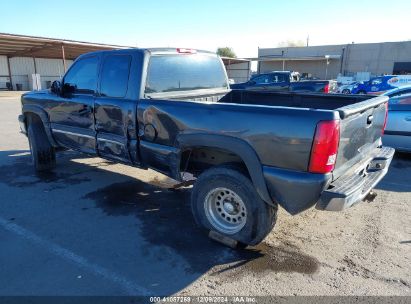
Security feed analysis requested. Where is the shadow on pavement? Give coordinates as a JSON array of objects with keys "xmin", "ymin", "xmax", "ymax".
[
  {"xmin": 375, "ymin": 152, "xmax": 411, "ymax": 192},
  {"xmin": 0, "ymin": 149, "xmax": 319, "ymax": 295},
  {"xmin": 84, "ymin": 180, "xmax": 319, "ymax": 276}
]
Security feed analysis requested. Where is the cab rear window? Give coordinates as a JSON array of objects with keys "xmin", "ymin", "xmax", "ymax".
[{"xmin": 145, "ymin": 54, "xmax": 228, "ymax": 94}]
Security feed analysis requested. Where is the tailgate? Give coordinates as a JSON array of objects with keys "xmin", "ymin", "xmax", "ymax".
[{"xmin": 332, "ymin": 95, "xmax": 388, "ymax": 180}]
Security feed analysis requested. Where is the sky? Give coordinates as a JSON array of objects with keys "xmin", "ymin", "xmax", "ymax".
[{"xmin": 1, "ymin": 0, "xmax": 411, "ymax": 58}]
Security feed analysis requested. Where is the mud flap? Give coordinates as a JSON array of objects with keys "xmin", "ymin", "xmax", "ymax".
[
  {"xmin": 171, "ymin": 180, "xmax": 195, "ymax": 189},
  {"xmin": 208, "ymin": 230, "xmax": 239, "ymax": 248}
]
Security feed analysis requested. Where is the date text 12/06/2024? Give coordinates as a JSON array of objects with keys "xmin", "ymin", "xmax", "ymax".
[{"xmin": 150, "ymin": 296, "xmax": 257, "ymax": 303}]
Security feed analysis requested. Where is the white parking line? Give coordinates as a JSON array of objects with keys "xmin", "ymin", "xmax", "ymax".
[{"xmin": 0, "ymin": 217, "xmax": 151, "ymax": 296}]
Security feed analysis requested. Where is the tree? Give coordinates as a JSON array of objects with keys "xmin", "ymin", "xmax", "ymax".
[
  {"xmin": 277, "ymin": 40, "xmax": 306, "ymax": 47},
  {"xmin": 216, "ymin": 47, "xmax": 237, "ymax": 58}
]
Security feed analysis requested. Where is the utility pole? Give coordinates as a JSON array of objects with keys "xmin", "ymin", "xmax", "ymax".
[{"xmin": 325, "ymin": 55, "xmax": 330, "ymax": 79}]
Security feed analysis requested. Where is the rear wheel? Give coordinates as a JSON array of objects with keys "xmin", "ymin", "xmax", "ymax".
[
  {"xmin": 191, "ymin": 166, "xmax": 277, "ymax": 247},
  {"xmin": 27, "ymin": 115, "xmax": 56, "ymax": 172}
]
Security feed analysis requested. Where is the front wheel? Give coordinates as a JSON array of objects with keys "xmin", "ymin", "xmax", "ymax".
[{"xmin": 191, "ymin": 166, "xmax": 277, "ymax": 247}]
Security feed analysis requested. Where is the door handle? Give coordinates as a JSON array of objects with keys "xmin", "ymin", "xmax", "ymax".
[{"xmin": 367, "ymin": 115, "xmax": 374, "ymax": 124}]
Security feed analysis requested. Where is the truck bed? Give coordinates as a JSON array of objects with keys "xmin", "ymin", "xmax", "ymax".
[{"xmin": 175, "ymin": 89, "xmax": 388, "ymax": 179}]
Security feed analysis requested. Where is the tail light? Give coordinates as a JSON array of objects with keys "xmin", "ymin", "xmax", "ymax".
[
  {"xmin": 309, "ymin": 120, "xmax": 340, "ymax": 174},
  {"xmin": 382, "ymin": 102, "xmax": 388, "ymax": 135},
  {"xmin": 176, "ymin": 48, "xmax": 197, "ymax": 54},
  {"xmin": 323, "ymin": 83, "xmax": 330, "ymax": 93}
]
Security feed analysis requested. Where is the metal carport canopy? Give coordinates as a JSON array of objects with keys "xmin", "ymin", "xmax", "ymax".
[
  {"xmin": 246, "ymin": 55, "xmax": 341, "ymax": 61},
  {"xmin": 0, "ymin": 32, "xmax": 129, "ymax": 61}
]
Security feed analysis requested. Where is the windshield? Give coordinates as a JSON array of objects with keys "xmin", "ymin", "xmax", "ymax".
[{"xmin": 145, "ymin": 54, "xmax": 228, "ymax": 94}]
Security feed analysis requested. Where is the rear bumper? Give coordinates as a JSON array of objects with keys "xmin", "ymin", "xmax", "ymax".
[
  {"xmin": 263, "ymin": 167, "xmax": 331, "ymax": 215},
  {"xmin": 18, "ymin": 114, "xmax": 27, "ymax": 135},
  {"xmin": 316, "ymin": 146, "xmax": 395, "ymax": 211}
]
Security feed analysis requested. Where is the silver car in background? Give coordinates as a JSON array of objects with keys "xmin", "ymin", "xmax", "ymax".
[
  {"xmin": 383, "ymin": 92, "xmax": 411, "ymax": 152},
  {"xmin": 337, "ymin": 82, "xmax": 359, "ymax": 94}
]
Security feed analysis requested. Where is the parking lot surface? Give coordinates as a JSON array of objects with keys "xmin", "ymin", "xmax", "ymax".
[{"xmin": 0, "ymin": 92, "xmax": 410, "ymax": 296}]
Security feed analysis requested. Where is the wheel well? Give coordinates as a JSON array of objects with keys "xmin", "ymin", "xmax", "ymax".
[
  {"xmin": 180, "ymin": 147, "xmax": 250, "ymax": 178},
  {"xmin": 25, "ymin": 112, "xmax": 42, "ymax": 126}
]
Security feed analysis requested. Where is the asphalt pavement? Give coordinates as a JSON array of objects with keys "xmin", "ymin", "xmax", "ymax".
[{"xmin": 0, "ymin": 93, "xmax": 409, "ymax": 298}]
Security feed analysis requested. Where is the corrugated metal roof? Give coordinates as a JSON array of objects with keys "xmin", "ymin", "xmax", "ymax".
[
  {"xmin": 246, "ymin": 55, "xmax": 341, "ymax": 61},
  {"xmin": 0, "ymin": 32, "xmax": 131, "ymax": 59},
  {"xmin": 221, "ymin": 57, "xmax": 251, "ymax": 65}
]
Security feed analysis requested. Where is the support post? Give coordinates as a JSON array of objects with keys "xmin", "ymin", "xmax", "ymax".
[
  {"xmin": 340, "ymin": 47, "xmax": 345, "ymax": 75},
  {"xmin": 32, "ymin": 56, "xmax": 37, "ymax": 74},
  {"xmin": 228, "ymin": 59, "xmax": 231, "ymax": 80},
  {"xmin": 325, "ymin": 58, "xmax": 330, "ymax": 80},
  {"xmin": 32, "ymin": 56, "xmax": 40, "ymax": 90},
  {"xmin": 6, "ymin": 56, "xmax": 13, "ymax": 90},
  {"xmin": 61, "ymin": 44, "xmax": 67, "ymax": 73}
]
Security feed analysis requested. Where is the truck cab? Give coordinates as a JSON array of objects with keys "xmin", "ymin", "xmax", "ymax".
[
  {"xmin": 230, "ymin": 71, "xmax": 294, "ymax": 91},
  {"xmin": 230, "ymin": 71, "xmax": 336, "ymax": 93}
]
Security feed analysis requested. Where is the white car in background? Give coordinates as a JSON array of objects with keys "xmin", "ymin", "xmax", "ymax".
[{"xmin": 337, "ymin": 82, "xmax": 360, "ymax": 94}]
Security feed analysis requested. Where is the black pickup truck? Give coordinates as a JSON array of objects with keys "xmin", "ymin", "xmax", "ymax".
[
  {"xmin": 18, "ymin": 48, "xmax": 394, "ymax": 247},
  {"xmin": 230, "ymin": 71, "xmax": 337, "ymax": 93}
]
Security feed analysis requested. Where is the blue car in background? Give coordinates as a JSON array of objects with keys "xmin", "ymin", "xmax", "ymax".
[{"xmin": 351, "ymin": 75, "xmax": 411, "ymax": 95}]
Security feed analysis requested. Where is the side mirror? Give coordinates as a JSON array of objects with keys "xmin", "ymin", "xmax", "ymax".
[{"xmin": 51, "ymin": 80, "xmax": 61, "ymax": 95}]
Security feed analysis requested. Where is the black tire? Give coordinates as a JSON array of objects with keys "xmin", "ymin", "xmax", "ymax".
[
  {"xmin": 191, "ymin": 166, "xmax": 277, "ymax": 246},
  {"xmin": 357, "ymin": 90, "xmax": 366, "ymax": 95},
  {"xmin": 27, "ymin": 115, "xmax": 56, "ymax": 172},
  {"xmin": 342, "ymin": 89, "xmax": 351, "ymax": 94}
]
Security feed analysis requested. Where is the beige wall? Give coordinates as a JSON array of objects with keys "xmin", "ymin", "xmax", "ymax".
[
  {"xmin": 259, "ymin": 60, "xmax": 340, "ymax": 79},
  {"xmin": 258, "ymin": 41, "xmax": 411, "ymax": 79},
  {"xmin": 225, "ymin": 61, "xmax": 251, "ymax": 83},
  {"xmin": 0, "ymin": 55, "xmax": 73, "ymax": 90}
]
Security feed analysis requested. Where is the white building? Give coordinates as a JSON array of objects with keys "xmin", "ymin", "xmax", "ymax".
[
  {"xmin": 257, "ymin": 41, "xmax": 411, "ymax": 80},
  {"xmin": 221, "ymin": 57, "xmax": 252, "ymax": 84},
  {"xmin": 0, "ymin": 33, "xmax": 127, "ymax": 91}
]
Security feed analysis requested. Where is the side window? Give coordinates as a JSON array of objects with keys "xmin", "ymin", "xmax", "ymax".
[
  {"xmin": 253, "ymin": 75, "xmax": 270, "ymax": 84},
  {"xmin": 371, "ymin": 78, "xmax": 383, "ymax": 85},
  {"xmin": 389, "ymin": 92, "xmax": 403, "ymax": 98},
  {"xmin": 100, "ymin": 55, "xmax": 131, "ymax": 98},
  {"xmin": 63, "ymin": 56, "xmax": 99, "ymax": 94},
  {"xmin": 270, "ymin": 74, "xmax": 287, "ymax": 83},
  {"xmin": 390, "ymin": 95, "xmax": 411, "ymax": 105},
  {"xmin": 389, "ymin": 88, "xmax": 411, "ymax": 98}
]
